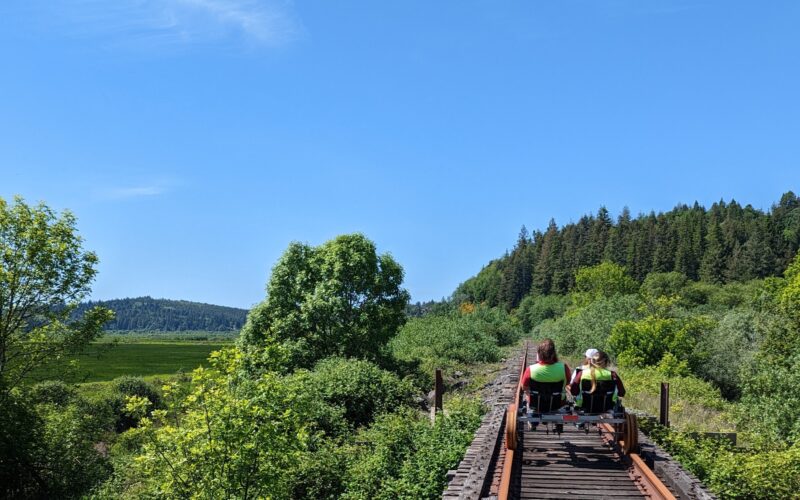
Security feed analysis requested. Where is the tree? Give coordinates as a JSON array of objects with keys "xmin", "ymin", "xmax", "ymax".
[
  {"xmin": 572, "ymin": 262, "xmax": 638, "ymax": 307},
  {"xmin": 0, "ymin": 197, "xmax": 113, "ymax": 498},
  {"xmin": 0, "ymin": 197, "xmax": 112, "ymax": 391},
  {"xmin": 240, "ymin": 234, "xmax": 409, "ymax": 369}
]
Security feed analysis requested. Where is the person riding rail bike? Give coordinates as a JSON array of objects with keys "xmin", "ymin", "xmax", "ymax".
[
  {"xmin": 568, "ymin": 350, "xmax": 626, "ymax": 414},
  {"xmin": 521, "ymin": 338, "xmax": 571, "ymax": 431}
]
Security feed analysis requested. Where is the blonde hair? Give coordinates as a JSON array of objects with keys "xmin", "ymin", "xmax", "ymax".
[{"xmin": 588, "ymin": 351, "xmax": 610, "ymax": 393}]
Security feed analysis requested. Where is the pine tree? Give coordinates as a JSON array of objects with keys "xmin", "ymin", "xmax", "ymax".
[{"xmin": 532, "ymin": 219, "xmax": 559, "ymax": 295}]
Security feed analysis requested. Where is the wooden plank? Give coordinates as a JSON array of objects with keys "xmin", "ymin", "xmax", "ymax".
[
  {"xmin": 520, "ymin": 495, "xmax": 643, "ymax": 500},
  {"xmin": 521, "ymin": 484, "xmax": 642, "ymax": 492},
  {"xmin": 520, "ymin": 490, "xmax": 643, "ymax": 496}
]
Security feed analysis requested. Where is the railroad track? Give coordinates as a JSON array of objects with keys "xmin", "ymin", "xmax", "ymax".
[{"xmin": 443, "ymin": 342, "xmax": 714, "ymax": 500}]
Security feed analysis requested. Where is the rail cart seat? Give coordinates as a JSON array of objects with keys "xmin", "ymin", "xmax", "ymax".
[
  {"xmin": 528, "ymin": 380, "xmax": 565, "ymax": 413},
  {"xmin": 577, "ymin": 379, "xmax": 617, "ymax": 414}
]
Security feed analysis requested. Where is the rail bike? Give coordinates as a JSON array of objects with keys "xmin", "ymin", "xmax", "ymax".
[{"xmin": 504, "ymin": 379, "xmax": 639, "ymax": 455}]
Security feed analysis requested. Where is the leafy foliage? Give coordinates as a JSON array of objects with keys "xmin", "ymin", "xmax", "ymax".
[
  {"xmin": 572, "ymin": 262, "xmax": 638, "ymax": 307},
  {"xmin": 240, "ymin": 234, "xmax": 409, "ymax": 369},
  {"xmin": 390, "ymin": 314, "xmax": 501, "ymax": 374},
  {"xmin": 303, "ymin": 357, "xmax": 416, "ymax": 431},
  {"xmin": 641, "ymin": 420, "xmax": 800, "ymax": 500},
  {"xmin": 608, "ymin": 314, "xmax": 715, "ymax": 371},
  {"xmin": 534, "ymin": 294, "xmax": 640, "ymax": 355},
  {"xmin": 122, "ymin": 349, "xmax": 311, "ymax": 498},
  {"xmin": 342, "ymin": 397, "xmax": 483, "ymax": 500},
  {"xmin": 1, "ymin": 385, "xmax": 113, "ymax": 499},
  {"xmin": 0, "ymin": 196, "xmax": 113, "ymax": 390},
  {"xmin": 516, "ymin": 294, "xmax": 570, "ymax": 331}
]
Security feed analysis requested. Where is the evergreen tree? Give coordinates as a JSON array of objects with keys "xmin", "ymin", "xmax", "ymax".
[{"xmin": 532, "ymin": 220, "xmax": 559, "ymax": 295}]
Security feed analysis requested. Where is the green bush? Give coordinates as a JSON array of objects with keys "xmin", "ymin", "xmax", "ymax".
[
  {"xmin": 469, "ymin": 305, "xmax": 522, "ymax": 346},
  {"xmin": 108, "ymin": 376, "xmax": 162, "ymax": 432},
  {"xmin": 29, "ymin": 380, "xmax": 77, "ymax": 406},
  {"xmin": 735, "ymin": 353, "xmax": 800, "ymax": 447},
  {"xmin": 1, "ymin": 389, "xmax": 112, "ymax": 499},
  {"xmin": 342, "ymin": 396, "xmax": 483, "ymax": 500},
  {"xmin": 289, "ymin": 440, "xmax": 351, "ymax": 500},
  {"xmin": 642, "ymin": 421, "xmax": 800, "ymax": 499},
  {"xmin": 572, "ymin": 262, "xmax": 638, "ymax": 307},
  {"xmin": 516, "ymin": 294, "xmax": 569, "ymax": 331},
  {"xmin": 695, "ymin": 309, "xmax": 759, "ymax": 399},
  {"xmin": 608, "ymin": 314, "xmax": 715, "ymax": 371},
  {"xmin": 621, "ymin": 366, "xmax": 727, "ymax": 410},
  {"xmin": 390, "ymin": 315, "xmax": 500, "ymax": 374},
  {"xmin": 534, "ymin": 294, "xmax": 640, "ymax": 356},
  {"xmin": 113, "ymin": 349, "xmax": 312, "ymax": 499},
  {"xmin": 306, "ymin": 357, "xmax": 417, "ymax": 431},
  {"xmin": 640, "ymin": 272, "xmax": 687, "ymax": 299}
]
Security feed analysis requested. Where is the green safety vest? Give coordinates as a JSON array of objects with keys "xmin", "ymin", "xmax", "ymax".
[
  {"xmin": 529, "ymin": 361, "xmax": 568, "ymax": 400},
  {"xmin": 575, "ymin": 366, "xmax": 618, "ymax": 406}
]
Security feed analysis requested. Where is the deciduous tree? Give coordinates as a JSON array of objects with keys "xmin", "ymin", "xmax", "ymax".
[{"xmin": 0, "ymin": 196, "xmax": 112, "ymax": 391}]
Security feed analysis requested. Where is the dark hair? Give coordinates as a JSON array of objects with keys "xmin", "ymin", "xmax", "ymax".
[{"xmin": 537, "ymin": 338, "xmax": 558, "ymax": 363}]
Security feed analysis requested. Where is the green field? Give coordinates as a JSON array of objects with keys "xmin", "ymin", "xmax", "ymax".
[{"xmin": 37, "ymin": 341, "xmax": 229, "ymax": 383}]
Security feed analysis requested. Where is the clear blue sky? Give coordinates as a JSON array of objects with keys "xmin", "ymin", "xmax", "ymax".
[{"xmin": 1, "ymin": 1, "xmax": 798, "ymax": 309}]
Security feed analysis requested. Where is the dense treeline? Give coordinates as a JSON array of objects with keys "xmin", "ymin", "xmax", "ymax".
[
  {"xmin": 456, "ymin": 192, "xmax": 800, "ymax": 309},
  {"xmin": 74, "ymin": 297, "xmax": 248, "ymax": 332}
]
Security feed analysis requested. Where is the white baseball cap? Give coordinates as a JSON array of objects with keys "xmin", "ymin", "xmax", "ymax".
[{"xmin": 585, "ymin": 348, "xmax": 599, "ymax": 358}]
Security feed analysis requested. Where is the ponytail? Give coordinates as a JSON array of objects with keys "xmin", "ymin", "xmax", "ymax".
[{"xmin": 588, "ymin": 351, "xmax": 610, "ymax": 394}]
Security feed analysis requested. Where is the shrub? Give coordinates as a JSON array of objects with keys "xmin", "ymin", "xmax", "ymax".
[
  {"xmin": 735, "ymin": 353, "xmax": 800, "ymax": 447},
  {"xmin": 29, "ymin": 380, "xmax": 77, "ymax": 406},
  {"xmin": 695, "ymin": 309, "xmax": 759, "ymax": 399},
  {"xmin": 642, "ymin": 421, "xmax": 800, "ymax": 499},
  {"xmin": 516, "ymin": 294, "xmax": 570, "ymax": 331},
  {"xmin": 118, "ymin": 349, "xmax": 312, "ymax": 499},
  {"xmin": 608, "ymin": 315, "xmax": 715, "ymax": 372},
  {"xmin": 289, "ymin": 440, "xmax": 351, "ymax": 500},
  {"xmin": 306, "ymin": 357, "xmax": 417, "ymax": 430},
  {"xmin": 534, "ymin": 294, "xmax": 640, "ymax": 356},
  {"xmin": 572, "ymin": 262, "xmax": 638, "ymax": 307},
  {"xmin": 108, "ymin": 376, "xmax": 162, "ymax": 432},
  {"xmin": 468, "ymin": 305, "xmax": 522, "ymax": 345},
  {"xmin": 390, "ymin": 315, "xmax": 500, "ymax": 374},
  {"xmin": 342, "ymin": 396, "xmax": 483, "ymax": 500},
  {"xmin": 1, "ymin": 389, "xmax": 112, "ymax": 499},
  {"xmin": 640, "ymin": 272, "xmax": 687, "ymax": 299}
]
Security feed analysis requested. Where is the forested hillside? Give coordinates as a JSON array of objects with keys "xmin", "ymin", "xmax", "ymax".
[
  {"xmin": 447, "ymin": 191, "xmax": 800, "ymax": 498},
  {"xmin": 457, "ymin": 192, "xmax": 800, "ymax": 309},
  {"xmin": 74, "ymin": 297, "xmax": 248, "ymax": 331}
]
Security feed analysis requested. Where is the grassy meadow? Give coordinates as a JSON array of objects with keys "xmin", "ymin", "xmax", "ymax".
[{"xmin": 35, "ymin": 334, "xmax": 233, "ymax": 384}]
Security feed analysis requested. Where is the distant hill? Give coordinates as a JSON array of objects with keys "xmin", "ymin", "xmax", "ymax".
[{"xmin": 75, "ymin": 297, "xmax": 249, "ymax": 332}]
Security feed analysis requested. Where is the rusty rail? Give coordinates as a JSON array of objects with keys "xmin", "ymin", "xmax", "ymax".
[{"xmin": 497, "ymin": 341, "xmax": 529, "ymax": 500}]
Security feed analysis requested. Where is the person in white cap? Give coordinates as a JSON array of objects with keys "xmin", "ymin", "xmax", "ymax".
[{"xmin": 569, "ymin": 348, "xmax": 598, "ymax": 388}]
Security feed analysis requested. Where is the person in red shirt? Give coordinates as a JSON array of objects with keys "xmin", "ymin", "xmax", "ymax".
[{"xmin": 522, "ymin": 339, "xmax": 572, "ymax": 432}]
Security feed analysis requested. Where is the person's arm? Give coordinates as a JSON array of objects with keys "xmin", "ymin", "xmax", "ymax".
[
  {"xmin": 568, "ymin": 368, "xmax": 582, "ymax": 396},
  {"xmin": 521, "ymin": 366, "xmax": 532, "ymax": 407},
  {"xmin": 611, "ymin": 371, "xmax": 626, "ymax": 397},
  {"xmin": 563, "ymin": 363, "xmax": 572, "ymax": 394}
]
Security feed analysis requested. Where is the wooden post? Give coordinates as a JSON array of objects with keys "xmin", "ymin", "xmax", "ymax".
[
  {"xmin": 435, "ymin": 369, "xmax": 444, "ymax": 412},
  {"xmin": 659, "ymin": 382, "xmax": 670, "ymax": 427}
]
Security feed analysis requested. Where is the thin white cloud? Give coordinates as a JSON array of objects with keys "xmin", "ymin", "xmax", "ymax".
[
  {"xmin": 20, "ymin": 0, "xmax": 302, "ymax": 49},
  {"xmin": 99, "ymin": 185, "xmax": 167, "ymax": 200}
]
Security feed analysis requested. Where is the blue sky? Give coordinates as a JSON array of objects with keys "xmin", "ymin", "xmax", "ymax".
[{"xmin": 1, "ymin": 1, "xmax": 798, "ymax": 309}]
